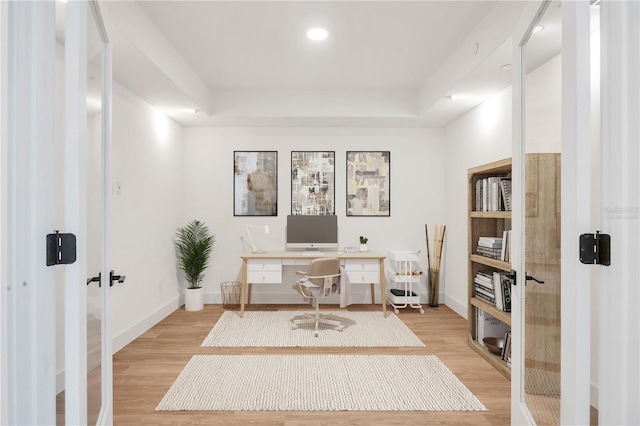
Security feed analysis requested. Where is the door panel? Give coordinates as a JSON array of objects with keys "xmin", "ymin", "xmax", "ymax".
[
  {"xmin": 86, "ymin": 4, "xmax": 103, "ymax": 422},
  {"xmin": 62, "ymin": 1, "xmax": 112, "ymax": 424},
  {"xmin": 522, "ymin": 4, "xmax": 563, "ymax": 424},
  {"xmin": 513, "ymin": 1, "xmax": 594, "ymax": 424}
]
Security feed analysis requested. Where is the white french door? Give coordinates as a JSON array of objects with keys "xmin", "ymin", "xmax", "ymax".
[
  {"xmin": 1, "ymin": 1, "xmax": 113, "ymax": 423},
  {"xmin": 512, "ymin": 0, "xmax": 593, "ymax": 424},
  {"xmin": 513, "ymin": 0, "xmax": 640, "ymax": 424},
  {"xmin": 63, "ymin": 1, "xmax": 113, "ymax": 424}
]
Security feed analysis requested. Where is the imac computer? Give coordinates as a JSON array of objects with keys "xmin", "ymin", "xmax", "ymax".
[{"xmin": 286, "ymin": 215, "xmax": 338, "ymax": 254}]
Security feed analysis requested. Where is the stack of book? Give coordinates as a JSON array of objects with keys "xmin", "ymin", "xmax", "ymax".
[
  {"xmin": 473, "ymin": 270, "xmax": 512, "ymax": 312},
  {"xmin": 474, "ymin": 176, "xmax": 512, "ymax": 212},
  {"xmin": 473, "ymin": 271, "xmax": 496, "ymax": 305},
  {"xmin": 477, "ymin": 237, "xmax": 502, "ymax": 259}
]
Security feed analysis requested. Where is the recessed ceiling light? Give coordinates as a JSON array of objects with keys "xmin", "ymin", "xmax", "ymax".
[
  {"xmin": 307, "ymin": 28, "xmax": 328, "ymax": 41},
  {"xmin": 446, "ymin": 94, "xmax": 462, "ymax": 101},
  {"xmin": 501, "ymin": 64, "xmax": 512, "ymax": 71},
  {"xmin": 533, "ymin": 25, "xmax": 544, "ymax": 33}
]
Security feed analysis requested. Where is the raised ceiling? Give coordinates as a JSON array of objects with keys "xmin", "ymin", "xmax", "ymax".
[{"xmin": 97, "ymin": 1, "xmax": 529, "ymax": 128}]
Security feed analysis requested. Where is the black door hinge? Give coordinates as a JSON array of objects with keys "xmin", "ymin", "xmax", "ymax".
[
  {"xmin": 46, "ymin": 230, "xmax": 77, "ymax": 266},
  {"xmin": 579, "ymin": 231, "xmax": 611, "ymax": 266}
]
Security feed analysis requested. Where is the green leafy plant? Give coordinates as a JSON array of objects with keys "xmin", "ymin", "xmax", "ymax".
[
  {"xmin": 175, "ymin": 220, "xmax": 215, "ymax": 289},
  {"xmin": 359, "ymin": 236, "xmax": 368, "ymax": 244}
]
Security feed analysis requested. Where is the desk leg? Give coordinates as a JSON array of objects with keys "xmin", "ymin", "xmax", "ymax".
[
  {"xmin": 370, "ymin": 284, "xmax": 375, "ymax": 304},
  {"xmin": 379, "ymin": 259, "xmax": 387, "ymax": 317},
  {"xmin": 240, "ymin": 259, "xmax": 247, "ymax": 318},
  {"xmin": 247, "ymin": 284, "xmax": 252, "ymax": 304}
]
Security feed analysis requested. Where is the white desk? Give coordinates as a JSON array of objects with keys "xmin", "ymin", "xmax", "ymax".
[{"xmin": 240, "ymin": 251, "xmax": 387, "ymax": 317}]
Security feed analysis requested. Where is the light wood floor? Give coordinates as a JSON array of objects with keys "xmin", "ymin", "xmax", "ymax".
[{"xmin": 113, "ymin": 303, "xmax": 511, "ymax": 425}]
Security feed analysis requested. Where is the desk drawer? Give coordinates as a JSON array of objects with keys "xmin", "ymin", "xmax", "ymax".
[
  {"xmin": 247, "ymin": 259, "xmax": 281, "ymax": 271},
  {"xmin": 282, "ymin": 259, "xmax": 311, "ymax": 267},
  {"xmin": 246, "ymin": 270, "xmax": 282, "ymax": 284},
  {"xmin": 343, "ymin": 259, "xmax": 379, "ymax": 271},
  {"xmin": 346, "ymin": 271, "xmax": 380, "ymax": 284}
]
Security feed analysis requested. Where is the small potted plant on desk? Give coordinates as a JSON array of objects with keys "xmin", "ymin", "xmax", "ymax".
[
  {"xmin": 175, "ymin": 219, "xmax": 215, "ymax": 311},
  {"xmin": 359, "ymin": 236, "xmax": 369, "ymax": 252}
]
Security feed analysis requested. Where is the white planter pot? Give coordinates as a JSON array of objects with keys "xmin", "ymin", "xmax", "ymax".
[
  {"xmin": 185, "ymin": 287, "xmax": 204, "ymax": 311},
  {"xmin": 359, "ymin": 244, "xmax": 369, "ymax": 252}
]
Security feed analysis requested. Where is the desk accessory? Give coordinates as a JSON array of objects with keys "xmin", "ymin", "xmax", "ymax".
[{"xmin": 246, "ymin": 224, "xmax": 270, "ymax": 253}]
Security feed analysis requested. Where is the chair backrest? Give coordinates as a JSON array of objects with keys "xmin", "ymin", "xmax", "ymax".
[{"xmin": 307, "ymin": 257, "xmax": 340, "ymax": 295}]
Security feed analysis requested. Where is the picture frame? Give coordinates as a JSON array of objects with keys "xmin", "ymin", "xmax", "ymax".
[
  {"xmin": 233, "ymin": 151, "xmax": 278, "ymax": 216},
  {"xmin": 346, "ymin": 151, "xmax": 390, "ymax": 216},
  {"xmin": 291, "ymin": 151, "xmax": 335, "ymax": 215}
]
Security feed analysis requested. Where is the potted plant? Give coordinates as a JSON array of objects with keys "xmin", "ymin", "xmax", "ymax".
[
  {"xmin": 359, "ymin": 236, "xmax": 369, "ymax": 252},
  {"xmin": 175, "ymin": 219, "xmax": 215, "ymax": 311}
]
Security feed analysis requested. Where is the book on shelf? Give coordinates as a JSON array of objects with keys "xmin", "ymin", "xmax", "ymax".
[
  {"xmin": 478, "ymin": 240, "xmax": 502, "ymax": 249},
  {"xmin": 476, "ymin": 176, "xmax": 511, "ymax": 212},
  {"xmin": 501, "ymin": 330, "xmax": 512, "ymax": 362},
  {"xmin": 474, "ymin": 274, "xmax": 493, "ymax": 288},
  {"xmin": 477, "ymin": 237, "xmax": 503, "ymax": 259},
  {"xmin": 499, "ymin": 230, "xmax": 512, "ymax": 262},
  {"xmin": 475, "ymin": 272, "xmax": 493, "ymax": 281},
  {"xmin": 476, "ymin": 247, "xmax": 502, "ymax": 259},
  {"xmin": 474, "ymin": 271, "xmax": 511, "ymax": 312},
  {"xmin": 474, "ymin": 284, "xmax": 495, "ymax": 300},
  {"xmin": 500, "ymin": 178, "xmax": 512, "ymax": 211},
  {"xmin": 475, "ymin": 293, "xmax": 495, "ymax": 306},
  {"xmin": 482, "ymin": 178, "xmax": 489, "ymax": 212},
  {"xmin": 500, "ymin": 273, "xmax": 512, "ymax": 312},
  {"xmin": 492, "ymin": 271, "xmax": 504, "ymax": 311}
]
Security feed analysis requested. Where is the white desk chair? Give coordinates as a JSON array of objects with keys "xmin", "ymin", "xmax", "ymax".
[{"xmin": 292, "ymin": 257, "xmax": 342, "ymax": 337}]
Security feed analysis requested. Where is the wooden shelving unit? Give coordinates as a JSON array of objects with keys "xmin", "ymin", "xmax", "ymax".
[{"xmin": 467, "ymin": 158, "xmax": 512, "ymax": 379}]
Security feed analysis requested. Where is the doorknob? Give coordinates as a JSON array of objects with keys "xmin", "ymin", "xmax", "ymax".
[
  {"xmin": 109, "ymin": 270, "xmax": 126, "ymax": 287},
  {"xmin": 87, "ymin": 272, "xmax": 101, "ymax": 286},
  {"xmin": 525, "ymin": 273, "xmax": 545, "ymax": 284}
]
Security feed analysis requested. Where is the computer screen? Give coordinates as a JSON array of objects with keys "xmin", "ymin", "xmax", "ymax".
[{"xmin": 286, "ymin": 215, "xmax": 338, "ymax": 251}]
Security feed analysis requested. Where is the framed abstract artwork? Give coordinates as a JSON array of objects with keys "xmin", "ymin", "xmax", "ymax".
[
  {"xmin": 346, "ymin": 151, "xmax": 390, "ymax": 216},
  {"xmin": 291, "ymin": 151, "xmax": 335, "ymax": 215},
  {"xmin": 233, "ymin": 151, "xmax": 278, "ymax": 216}
]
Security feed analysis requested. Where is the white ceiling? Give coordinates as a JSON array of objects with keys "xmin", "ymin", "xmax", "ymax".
[{"xmin": 93, "ymin": 1, "xmax": 536, "ymax": 128}]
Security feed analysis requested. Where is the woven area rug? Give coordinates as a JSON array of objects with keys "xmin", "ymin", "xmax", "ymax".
[
  {"xmin": 200, "ymin": 311, "xmax": 425, "ymax": 347},
  {"xmin": 156, "ymin": 354, "xmax": 487, "ymax": 412}
]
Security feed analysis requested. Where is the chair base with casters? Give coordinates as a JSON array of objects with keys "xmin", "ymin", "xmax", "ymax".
[
  {"xmin": 291, "ymin": 302, "xmax": 345, "ymax": 337},
  {"xmin": 291, "ymin": 257, "xmax": 342, "ymax": 337}
]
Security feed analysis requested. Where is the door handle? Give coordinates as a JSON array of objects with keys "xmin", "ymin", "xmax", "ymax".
[
  {"xmin": 525, "ymin": 273, "xmax": 545, "ymax": 284},
  {"xmin": 109, "ymin": 270, "xmax": 126, "ymax": 287},
  {"xmin": 87, "ymin": 272, "xmax": 101, "ymax": 286}
]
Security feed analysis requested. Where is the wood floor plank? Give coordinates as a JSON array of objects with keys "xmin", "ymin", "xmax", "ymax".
[{"xmin": 112, "ymin": 304, "xmax": 510, "ymax": 425}]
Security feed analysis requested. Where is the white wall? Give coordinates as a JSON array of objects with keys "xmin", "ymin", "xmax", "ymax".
[
  {"xmin": 443, "ymin": 87, "xmax": 514, "ymax": 317},
  {"xmin": 182, "ymin": 127, "xmax": 446, "ymax": 304},
  {"xmin": 443, "ymin": 51, "xmax": 567, "ymax": 318},
  {"xmin": 109, "ymin": 83, "xmax": 184, "ymax": 352}
]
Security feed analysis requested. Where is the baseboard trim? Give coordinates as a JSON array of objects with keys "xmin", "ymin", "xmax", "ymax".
[
  {"xmin": 112, "ymin": 296, "xmax": 181, "ymax": 354},
  {"xmin": 444, "ymin": 294, "xmax": 467, "ymax": 319}
]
